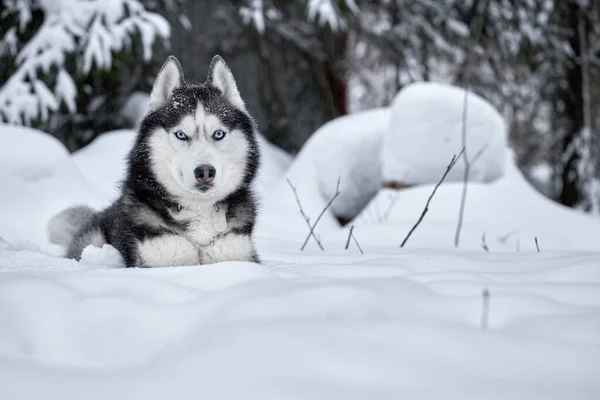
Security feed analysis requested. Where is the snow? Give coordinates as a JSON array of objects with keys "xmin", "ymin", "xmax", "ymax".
[
  {"xmin": 382, "ymin": 82, "xmax": 507, "ymax": 185},
  {"xmin": 121, "ymin": 91, "xmax": 150, "ymax": 125},
  {"xmin": 0, "ymin": 116, "xmax": 599, "ymax": 399},
  {"xmin": 305, "ymin": 107, "xmax": 390, "ymax": 220},
  {"xmin": 356, "ymin": 151, "xmax": 600, "ymax": 251}
]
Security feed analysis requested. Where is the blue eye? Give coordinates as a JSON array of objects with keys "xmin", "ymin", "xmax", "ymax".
[
  {"xmin": 213, "ymin": 130, "xmax": 226, "ymax": 140},
  {"xmin": 174, "ymin": 130, "xmax": 188, "ymax": 141}
]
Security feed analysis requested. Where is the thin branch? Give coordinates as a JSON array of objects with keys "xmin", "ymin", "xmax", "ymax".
[
  {"xmin": 287, "ymin": 178, "xmax": 324, "ymax": 251},
  {"xmin": 481, "ymin": 288, "xmax": 490, "ymax": 330},
  {"xmin": 470, "ymin": 143, "xmax": 490, "ymax": 166},
  {"xmin": 382, "ymin": 192, "xmax": 400, "ymax": 222},
  {"xmin": 481, "ymin": 233, "xmax": 489, "ymax": 252},
  {"xmin": 300, "ymin": 177, "xmax": 341, "ymax": 251},
  {"xmin": 454, "ymin": 0, "xmax": 491, "ymax": 248},
  {"xmin": 351, "ymin": 227, "xmax": 364, "ymax": 255},
  {"xmin": 344, "ymin": 225, "xmax": 355, "ymax": 250},
  {"xmin": 498, "ymin": 230, "xmax": 518, "ymax": 244},
  {"xmin": 401, "ymin": 148, "xmax": 465, "ymax": 248},
  {"xmin": 534, "ymin": 236, "xmax": 540, "ymax": 253}
]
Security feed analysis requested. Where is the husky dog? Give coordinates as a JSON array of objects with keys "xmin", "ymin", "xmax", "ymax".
[{"xmin": 47, "ymin": 55, "xmax": 261, "ymax": 267}]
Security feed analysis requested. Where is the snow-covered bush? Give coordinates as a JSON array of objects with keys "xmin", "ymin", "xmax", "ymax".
[
  {"xmin": 382, "ymin": 82, "xmax": 507, "ymax": 186},
  {"xmin": 240, "ymin": 0, "xmax": 358, "ymax": 34},
  {"xmin": 0, "ymin": 0, "xmax": 169, "ymax": 148}
]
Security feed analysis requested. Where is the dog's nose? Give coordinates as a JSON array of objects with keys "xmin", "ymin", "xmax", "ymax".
[{"xmin": 194, "ymin": 164, "xmax": 216, "ymax": 183}]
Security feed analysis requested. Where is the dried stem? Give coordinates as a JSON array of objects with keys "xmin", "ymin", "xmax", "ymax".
[
  {"xmin": 344, "ymin": 225, "xmax": 355, "ymax": 250},
  {"xmin": 400, "ymin": 148, "xmax": 465, "ymax": 248},
  {"xmin": 481, "ymin": 233, "xmax": 489, "ymax": 252},
  {"xmin": 481, "ymin": 288, "xmax": 490, "ymax": 330},
  {"xmin": 454, "ymin": 0, "xmax": 492, "ymax": 248},
  {"xmin": 351, "ymin": 227, "xmax": 364, "ymax": 255},
  {"xmin": 287, "ymin": 178, "xmax": 324, "ymax": 251},
  {"xmin": 300, "ymin": 177, "xmax": 341, "ymax": 251},
  {"xmin": 470, "ymin": 143, "xmax": 490, "ymax": 166},
  {"xmin": 534, "ymin": 236, "xmax": 540, "ymax": 253}
]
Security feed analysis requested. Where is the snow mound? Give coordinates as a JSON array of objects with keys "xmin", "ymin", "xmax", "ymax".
[
  {"xmin": 382, "ymin": 82, "xmax": 507, "ymax": 185},
  {"xmin": 356, "ymin": 151, "xmax": 600, "ymax": 251},
  {"xmin": 0, "ymin": 125, "xmax": 107, "ymax": 245},
  {"xmin": 0, "ymin": 124, "xmax": 70, "ymax": 181},
  {"xmin": 73, "ymin": 129, "xmax": 136, "ymax": 201},
  {"xmin": 268, "ymin": 108, "xmax": 390, "ymax": 236},
  {"xmin": 255, "ymin": 133, "xmax": 293, "ymax": 190},
  {"xmin": 313, "ymin": 108, "xmax": 390, "ymax": 220}
]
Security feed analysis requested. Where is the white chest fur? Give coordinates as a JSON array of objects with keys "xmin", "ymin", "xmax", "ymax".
[{"xmin": 171, "ymin": 204, "xmax": 228, "ymax": 246}]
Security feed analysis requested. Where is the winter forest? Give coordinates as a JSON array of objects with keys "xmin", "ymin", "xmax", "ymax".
[{"xmin": 0, "ymin": 0, "xmax": 599, "ymax": 399}]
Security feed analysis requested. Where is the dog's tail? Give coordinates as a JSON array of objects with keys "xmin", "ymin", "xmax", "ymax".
[{"xmin": 47, "ymin": 205, "xmax": 105, "ymax": 260}]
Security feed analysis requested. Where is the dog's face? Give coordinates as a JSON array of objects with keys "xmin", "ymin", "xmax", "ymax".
[{"xmin": 140, "ymin": 56, "xmax": 258, "ymax": 203}]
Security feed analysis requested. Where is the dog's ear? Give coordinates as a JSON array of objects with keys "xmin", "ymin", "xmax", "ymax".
[
  {"xmin": 150, "ymin": 56, "xmax": 184, "ymax": 109},
  {"xmin": 207, "ymin": 55, "xmax": 246, "ymax": 112}
]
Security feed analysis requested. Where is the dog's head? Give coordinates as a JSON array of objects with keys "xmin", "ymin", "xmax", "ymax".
[{"xmin": 137, "ymin": 55, "xmax": 259, "ymax": 203}]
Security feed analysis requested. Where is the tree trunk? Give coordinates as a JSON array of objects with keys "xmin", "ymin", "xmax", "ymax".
[{"xmin": 558, "ymin": 3, "xmax": 585, "ymax": 207}]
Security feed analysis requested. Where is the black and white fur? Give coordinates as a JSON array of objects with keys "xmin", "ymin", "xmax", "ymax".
[{"xmin": 47, "ymin": 55, "xmax": 261, "ymax": 267}]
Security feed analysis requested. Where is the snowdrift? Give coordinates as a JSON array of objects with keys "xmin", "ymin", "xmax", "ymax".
[
  {"xmin": 382, "ymin": 81, "xmax": 507, "ymax": 185},
  {"xmin": 0, "ymin": 104, "xmax": 599, "ymax": 399}
]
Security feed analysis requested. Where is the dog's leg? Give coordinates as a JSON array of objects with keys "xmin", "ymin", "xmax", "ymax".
[
  {"xmin": 137, "ymin": 234, "xmax": 199, "ymax": 267},
  {"xmin": 200, "ymin": 233, "xmax": 259, "ymax": 264}
]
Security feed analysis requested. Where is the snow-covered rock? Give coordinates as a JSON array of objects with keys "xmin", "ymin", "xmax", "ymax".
[
  {"xmin": 0, "ymin": 124, "xmax": 70, "ymax": 181},
  {"xmin": 382, "ymin": 82, "xmax": 507, "ymax": 185},
  {"xmin": 275, "ymin": 108, "xmax": 390, "ymax": 228},
  {"xmin": 313, "ymin": 108, "xmax": 390, "ymax": 220}
]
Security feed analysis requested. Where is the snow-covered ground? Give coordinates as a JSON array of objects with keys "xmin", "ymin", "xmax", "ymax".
[{"xmin": 0, "ymin": 109, "xmax": 599, "ymax": 399}]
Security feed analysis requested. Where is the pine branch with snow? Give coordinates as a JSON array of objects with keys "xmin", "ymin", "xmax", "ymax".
[{"xmin": 0, "ymin": 0, "xmax": 170, "ymax": 126}]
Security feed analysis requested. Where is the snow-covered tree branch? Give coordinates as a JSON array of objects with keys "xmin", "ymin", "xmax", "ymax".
[{"xmin": 0, "ymin": 0, "xmax": 169, "ymax": 126}]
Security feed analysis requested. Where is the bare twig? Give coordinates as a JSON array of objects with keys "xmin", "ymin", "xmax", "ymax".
[
  {"xmin": 481, "ymin": 233, "xmax": 489, "ymax": 252},
  {"xmin": 287, "ymin": 178, "xmax": 324, "ymax": 251},
  {"xmin": 300, "ymin": 177, "xmax": 341, "ymax": 251},
  {"xmin": 534, "ymin": 236, "xmax": 540, "ymax": 253},
  {"xmin": 498, "ymin": 230, "xmax": 518, "ymax": 243},
  {"xmin": 454, "ymin": 0, "xmax": 492, "ymax": 248},
  {"xmin": 470, "ymin": 143, "xmax": 490, "ymax": 166},
  {"xmin": 344, "ymin": 225, "xmax": 355, "ymax": 250},
  {"xmin": 481, "ymin": 288, "xmax": 490, "ymax": 330},
  {"xmin": 351, "ymin": 228, "xmax": 364, "ymax": 255},
  {"xmin": 401, "ymin": 148, "xmax": 465, "ymax": 248},
  {"xmin": 382, "ymin": 192, "xmax": 400, "ymax": 222}
]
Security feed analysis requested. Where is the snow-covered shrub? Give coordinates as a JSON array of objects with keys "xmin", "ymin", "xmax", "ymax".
[
  {"xmin": 0, "ymin": 0, "xmax": 169, "ymax": 148},
  {"xmin": 382, "ymin": 82, "xmax": 507, "ymax": 186},
  {"xmin": 240, "ymin": 0, "xmax": 358, "ymax": 34}
]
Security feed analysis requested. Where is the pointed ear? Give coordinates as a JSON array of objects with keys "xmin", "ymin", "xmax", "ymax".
[
  {"xmin": 150, "ymin": 56, "xmax": 184, "ymax": 109},
  {"xmin": 207, "ymin": 55, "xmax": 246, "ymax": 112}
]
